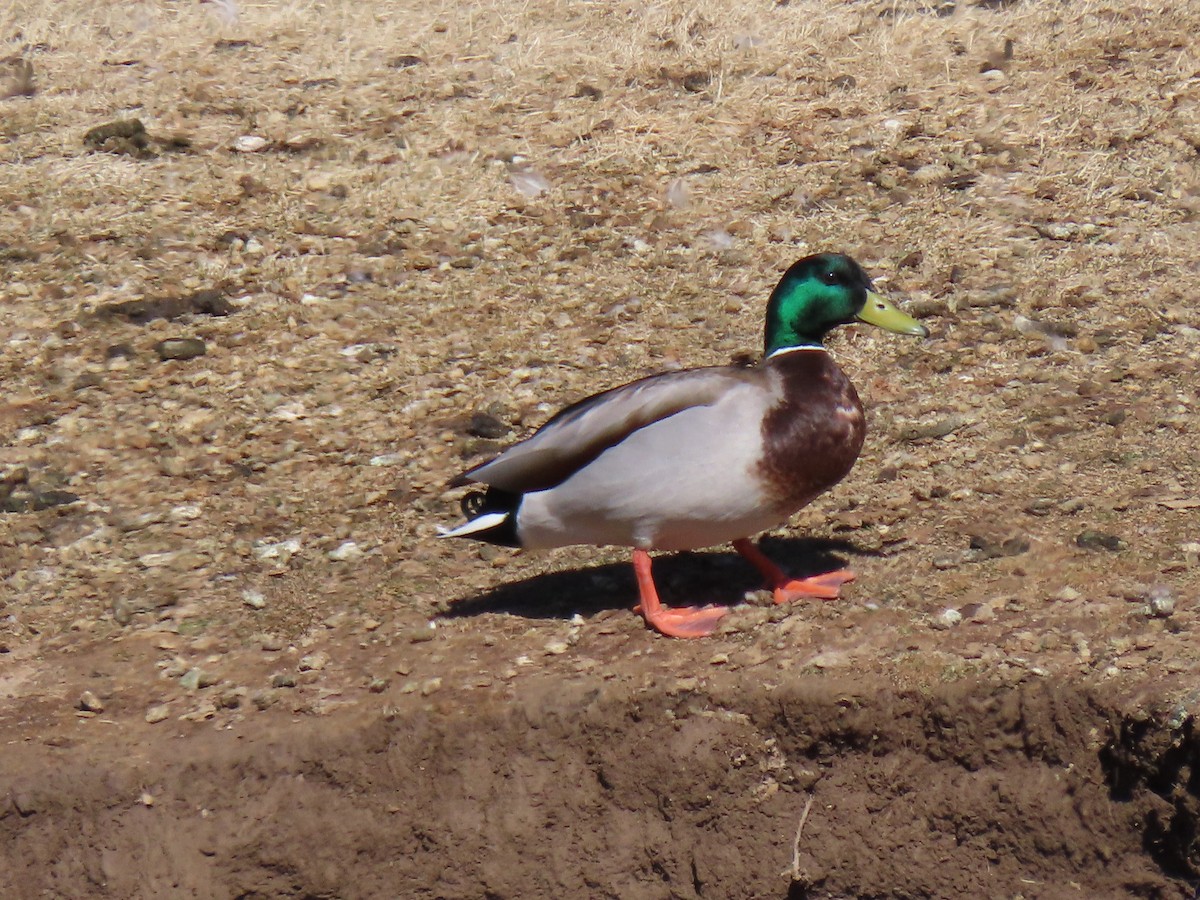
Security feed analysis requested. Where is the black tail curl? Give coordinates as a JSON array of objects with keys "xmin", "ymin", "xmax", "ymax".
[{"xmin": 458, "ymin": 486, "xmax": 522, "ymax": 548}]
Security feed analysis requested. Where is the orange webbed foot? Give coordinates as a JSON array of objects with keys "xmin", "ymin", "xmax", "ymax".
[
  {"xmin": 732, "ymin": 539, "xmax": 855, "ymax": 605},
  {"xmin": 773, "ymin": 569, "xmax": 856, "ymax": 604},
  {"xmin": 632, "ymin": 548, "xmax": 728, "ymax": 639},
  {"xmin": 639, "ymin": 602, "xmax": 729, "ymax": 639}
]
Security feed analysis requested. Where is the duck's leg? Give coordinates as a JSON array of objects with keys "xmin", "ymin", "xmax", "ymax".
[
  {"xmin": 632, "ymin": 549, "xmax": 728, "ymax": 638},
  {"xmin": 732, "ymin": 539, "xmax": 855, "ymax": 605}
]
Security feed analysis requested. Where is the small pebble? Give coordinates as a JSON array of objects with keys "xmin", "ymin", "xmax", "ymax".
[
  {"xmin": 1146, "ymin": 585, "xmax": 1175, "ymax": 619},
  {"xmin": 420, "ymin": 677, "xmax": 442, "ymax": 696},
  {"xmin": 1025, "ymin": 498, "xmax": 1056, "ymax": 516},
  {"xmin": 1076, "ymin": 529, "xmax": 1125, "ymax": 552},
  {"xmin": 155, "ymin": 338, "xmax": 207, "ymax": 361},
  {"xmin": 243, "ymin": 589, "xmax": 266, "ymax": 610},
  {"xmin": 544, "ymin": 640, "xmax": 570, "ymax": 656},
  {"xmin": 145, "ymin": 704, "xmax": 171, "ymax": 724},
  {"xmin": 328, "ymin": 540, "xmax": 364, "ymax": 562},
  {"xmin": 298, "ymin": 651, "xmax": 329, "ymax": 672},
  {"xmin": 77, "ymin": 690, "xmax": 104, "ymax": 713},
  {"xmin": 367, "ymin": 677, "xmax": 389, "ymax": 693},
  {"xmin": 233, "ymin": 134, "xmax": 270, "ymax": 152},
  {"xmin": 270, "ymin": 673, "xmax": 296, "ymax": 689},
  {"xmin": 407, "ymin": 624, "xmax": 436, "ymax": 643},
  {"xmin": 253, "ymin": 537, "xmax": 302, "ymax": 562},
  {"xmin": 932, "ymin": 608, "xmax": 963, "ymax": 629}
]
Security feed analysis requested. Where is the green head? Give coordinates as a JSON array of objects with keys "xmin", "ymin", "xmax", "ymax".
[{"xmin": 763, "ymin": 253, "xmax": 927, "ymax": 356}]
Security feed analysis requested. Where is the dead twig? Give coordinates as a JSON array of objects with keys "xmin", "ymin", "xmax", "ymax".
[{"xmin": 784, "ymin": 795, "xmax": 815, "ymax": 882}]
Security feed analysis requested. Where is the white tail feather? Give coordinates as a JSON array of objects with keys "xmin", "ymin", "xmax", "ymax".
[{"xmin": 436, "ymin": 511, "xmax": 509, "ymax": 539}]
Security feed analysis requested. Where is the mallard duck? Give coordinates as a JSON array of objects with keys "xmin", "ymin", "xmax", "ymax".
[{"xmin": 441, "ymin": 253, "xmax": 926, "ymax": 638}]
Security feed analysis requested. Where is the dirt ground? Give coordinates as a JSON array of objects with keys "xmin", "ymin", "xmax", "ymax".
[{"xmin": 2, "ymin": 0, "xmax": 1199, "ymax": 896}]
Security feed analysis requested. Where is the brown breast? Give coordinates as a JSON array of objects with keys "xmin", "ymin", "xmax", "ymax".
[{"xmin": 756, "ymin": 349, "xmax": 866, "ymax": 513}]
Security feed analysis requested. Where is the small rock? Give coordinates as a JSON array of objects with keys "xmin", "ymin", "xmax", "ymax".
[
  {"xmin": 1101, "ymin": 408, "xmax": 1127, "ymax": 426},
  {"xmin": 1025, "ymin": 498, "xmax": 1056, "ymax": 516},
  {"xmin": 509, "ymin": 165, "xmax": 550, "ymax": 199},
  {"xmin": 544, "ymin": 640, "xmax": 570, "ymax": 656},
  {"xmin": 327, "ymin": 540, "xmax": 364, "ymax": 562},
  {"xmin": 298, "ymin": 651, "xmax": 329, "ymax": 672},
  {"xmin": 367, "ymin": 677, "xmax": 389, "ymax": 693},
  {"xmin": 574, "ymin": 82, "xmax": 603, "ymax": 100},
  {"xmin": 1052, "ymin": 587, "xmax": 1082, "ymax": 603},
  {"xmin": 270, "ymin": 673, "xmax": 296, "ymax": 689},
  {"xmin": 77, "ymin": 690, "xmax": 104, "ymax": 713},
  {"xmin": 389, "ymin": 54, "xmax": 424, "ymax": 68},
  {"xmin": 84, "ymin": 118, "xmax": 152, "ymax": 156},
  {"xmin": 1145, "ymin": 585, "xmax": 1175, "ymax": 619},
  {"xmin": 1183, "ymin": 543, "xmax": 1200, "ymax": 568},
  {"xmin": 233, "ymin": 134, "xmax": 270, "ymax": 153},
  {"xmin": 1076, "ymin": 529, "xmax": 1125, "ymax": 552},
  {"xmin": 968, "ymin": 530, "xmax": 1030, "ymax": 559},
  {"xmin": 253, "ymin": 537, "xmax": 301, "ymax": 562},
  {"xmin": 932, "ymin": 608, "xmax": 963, "ymax": 630},
  {"xmin": 243, "ymin": 589, "xmax": 266, "ymax": 610},
  {"xmin": 252, "ymin": 690, "xmax": 279, "ymax": 710},
  {"xmin": 407, "ymin": 624, "xmax": 436, "ymax": 643},
  {"xmin": 369, "ymin": 453, "xmax": 404, "ymax": 467},
  {"xmin": 2, "ymin": 486, "xmax": 80, "ymax": 513},
  {"xmin": 466, "ymin": 412, "xmax": 510, "ymax": 439},
  {"xmin": 420, "ymin": 677, "xmax": 442, "ymax": 696},
  {"xmin": 897, "ymin": 415, "xmax": 969, "ymax": 442},
  {"xmin": 144, "ymin": 704, "xmax": 171, "ymax": 724},
  {"xmin": 179, "ymin": 668, "xmax": 217, "ymax": 690},
  {"xmin": 155, "ymin": 338, "xmax": 206, "ymax": 361}
]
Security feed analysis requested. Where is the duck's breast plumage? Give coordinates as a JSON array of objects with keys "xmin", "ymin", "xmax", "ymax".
[{"xmin": 757, "ymin": 347, "xmax": 865, "ymax": 510}]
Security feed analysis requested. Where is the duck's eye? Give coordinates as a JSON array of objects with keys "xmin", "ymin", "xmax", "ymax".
[{"xmin": 821, "ymin": 270, "xmax": 840, "ymax": 286}]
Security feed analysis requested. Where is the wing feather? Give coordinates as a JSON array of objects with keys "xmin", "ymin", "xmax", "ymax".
[{"xmin": 450, "ymin": 366, "xmax": 761, "ymax": 493}]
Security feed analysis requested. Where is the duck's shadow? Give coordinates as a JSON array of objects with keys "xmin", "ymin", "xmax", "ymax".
[{"xmin": 442, "ymin": 536, "xmax": 873, "ymax": 623}]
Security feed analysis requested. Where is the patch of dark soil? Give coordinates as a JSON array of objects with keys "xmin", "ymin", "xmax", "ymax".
[{"xmin": 1, "ymin": 679, "xmax": 1195, "ymax": 899}]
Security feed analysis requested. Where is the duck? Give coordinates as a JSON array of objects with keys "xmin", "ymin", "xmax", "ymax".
[{"xmin": 440, "ymin": 253, "xmax": 927, "ymax": 638}]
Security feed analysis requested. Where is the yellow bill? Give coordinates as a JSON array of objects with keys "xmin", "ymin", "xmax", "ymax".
[{"xmin": 858, "ymin": 290, "xmax": 928, "ymax": 337}]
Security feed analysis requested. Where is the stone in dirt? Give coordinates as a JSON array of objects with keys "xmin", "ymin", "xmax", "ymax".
[{"xmin": 155, "ymin": 338, "xmax": 207, "ymax": 361}]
